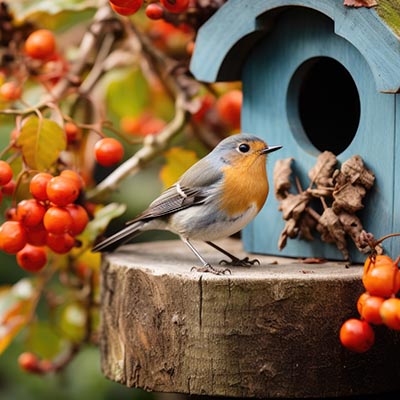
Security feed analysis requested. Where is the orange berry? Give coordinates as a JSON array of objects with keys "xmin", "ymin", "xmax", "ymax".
[
  {"xmin": 46, "ymin": 232, "xmax": 76, "ymax": 254},
  {"xmin": 356, "ymin": 292, "xmax": 370, "ymax": 316},
  {"xmin": 60, "ymin": 170, "xmax": 84, "ymax": 191},
  {"xmin": 363, "ymin": 254, "xmax": 394, "ymax": 274},
  {"xmin": 18, "ymin": 352, "xmax": 41, "ymax": 373},
  {"xmin": 339, "ymin": 318, "xmax": 375, "ymax": 353},
  {"xmin": 25, "ymin": 29, "xmax": 56, "ymax": 60},
  {"xmin": 216, "ymin": 89, "xmax": 242, "ymax": 130},
  {"xmin": 0, "ymin": 81, "xmax": 22, "ymax": 101},
  {"xmin": 360, "ymin": 295, "xmax": 385, "ymax": 325},
  {"xmin": 362, "ymin": 258, "xmax": 400, "ymax": 298},
  {"xmin": 65, "ymin": 204, "xmax": 89, "ymax": 236},
  {"xmin": 16, "ymin": 244, "xmax": 47, "ymax": 272},
  {"xmin": 26, "ymin": 223, "xmax": 48, "ymax": 247},
  {"xmin": 380, "ymin": 298, "xmax": 400, "ymax": 330},
  {"xmin": 94, "ymin": 138, "xmax": 124, "ymax": 167},
  {"xmin": 30, "ymin": 172, "xmax": 53, "ymax": 201},
  {"xmin": 0, "ymin": 221, "xmax": 27, "ymax": 254},
  {"xmin": 16, "ymin": 199, "xmax": 46, "ymax": 228},
  {"xmin": 0, "ymin": 160, "xmax": 13, "ymax": 186},
  {"xmin": 43, "ymin": 206, "xmax": 73, "ymax": 234},
  {"xmin": 64, "ymin": 122, "xmax": 82, "ymax": 144},
  {"xmin": 46, "ymin": 176, "xmax": 79, "ymax": 206}
]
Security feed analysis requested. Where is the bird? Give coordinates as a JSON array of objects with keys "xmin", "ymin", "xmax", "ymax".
[{"xmin": 92, "ymin": 133, "xmax": 282, "ymax": 274}]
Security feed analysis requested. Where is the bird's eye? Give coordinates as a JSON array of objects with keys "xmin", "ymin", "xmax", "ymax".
[{"xmin": 238, "ymin": 143, "xmax": 250, "ymax": 153}]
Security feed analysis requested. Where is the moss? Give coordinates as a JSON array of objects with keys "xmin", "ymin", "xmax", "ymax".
[{"xmin": 376, "ymin": 0, "xmax": 400, "ymax": 38}]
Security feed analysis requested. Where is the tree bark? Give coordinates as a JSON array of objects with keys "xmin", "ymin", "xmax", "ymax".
[{"xmin": 100, "ymin": 239, "xmax": 400, "ymax": 398}]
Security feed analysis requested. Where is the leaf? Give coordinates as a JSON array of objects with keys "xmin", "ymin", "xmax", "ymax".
[
  {"xmin": 85, "ymin": 203, "xmax": 127, "ymax": 243},
  {"xmin": 106, "ymin": 69, "xmax": 150, "ymax": 118},
  {"xmin": 8, "ymin": 0, "xmax": 97, "ymax": 24},
  {"xmin": 18, "ymin": 116, "xmax": 66, "ymax": 171},
  {"xmin": 159, "ymin": 147, "xmax": 199, "ymax": 189},
  {"xmin": 0, "ymin": 279, "xmax": 35, "ymax": 354}
]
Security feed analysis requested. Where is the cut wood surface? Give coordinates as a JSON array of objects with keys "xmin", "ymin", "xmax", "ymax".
[{"xmin": 100, "ymin": 239, "xmax": 400, "ymax": 398}]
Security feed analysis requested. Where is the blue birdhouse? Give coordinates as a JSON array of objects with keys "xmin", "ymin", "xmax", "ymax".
[{"xmin": 190, "ymin": 0, "xmax": 400, "ymax": 262}]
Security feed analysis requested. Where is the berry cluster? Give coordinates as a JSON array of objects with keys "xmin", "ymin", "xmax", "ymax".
[
  {"xmin": 340, "ymin": 253, "xmax": 400, "ymax": 353},
  {"xmin": 109, "ymin": 0, "xmax": 190, "ymax": 18},
  {"xmin": 0, "ymin": 167, "xmax": 89, "ymax": 273}
]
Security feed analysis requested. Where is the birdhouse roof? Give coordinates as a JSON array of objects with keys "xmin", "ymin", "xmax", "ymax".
[{"xmin": 190, "ymin": 0, "xmax": 400, "ymax": 92}]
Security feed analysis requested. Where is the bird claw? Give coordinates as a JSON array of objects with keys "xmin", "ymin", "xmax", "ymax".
[
  {"xmin": 191, "ymin": 264, "xmax": 231, "ymax": 275},
  {"xmin": 219, "ymin": 256, "xmax": 260, "ymax": 268}
]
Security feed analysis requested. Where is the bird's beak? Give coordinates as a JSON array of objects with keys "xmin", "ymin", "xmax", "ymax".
[{"xmin": 261, "ymin": 145, "xmax": 282, "ymax": 154}]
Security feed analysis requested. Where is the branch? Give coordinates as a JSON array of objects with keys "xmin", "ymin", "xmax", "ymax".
[{"xmin": 87, "ymin": 93, "xmax": 190, "ymax": 201}]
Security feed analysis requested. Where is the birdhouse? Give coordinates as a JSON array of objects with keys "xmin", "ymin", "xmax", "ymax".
[{"xmin": 190, "ymin": 0, "xmax": 400, "ymax": 262}]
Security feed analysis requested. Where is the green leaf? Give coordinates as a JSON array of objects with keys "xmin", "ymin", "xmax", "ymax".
[
  {"xmin": 85, "ymin": 203, "xmax": 127, "ymax": 243},
  {"xmin": 159, "ymin": 147, "xmax": 199, "ymax": 189},
  {"xmin": 18, "ymin": 116, "xmax": 66, "ymax": 171},
  {"xmin": 106, "ymin": 68, "xmax": 150, "ymax": 118},
  {"xmin": 8, "ymin": 0, "xmax": 97, "ymax": 24}
]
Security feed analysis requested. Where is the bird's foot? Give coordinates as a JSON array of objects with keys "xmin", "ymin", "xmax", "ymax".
[
  {"xmin": 191, "ymin": 263, "xmax": 231, "ymax": 275},
  {"xmin": 219, "ymin": 256, "xmax": 260, "ymax": 268}
]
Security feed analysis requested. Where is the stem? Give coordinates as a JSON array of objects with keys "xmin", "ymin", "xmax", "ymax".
[{"xmin": 374, "ymin": 232, "xmax": 400, "ymax": 247}]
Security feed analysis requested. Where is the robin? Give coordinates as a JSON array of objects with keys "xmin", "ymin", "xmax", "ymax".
[{"xmin": 93, "ymin": 133, "xmax": 281, "ymax": 273}]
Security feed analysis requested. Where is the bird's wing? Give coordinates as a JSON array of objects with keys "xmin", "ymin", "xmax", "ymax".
[{"xmin": 127, "ymin": 157, "xmax": 222, "ymax": 224}]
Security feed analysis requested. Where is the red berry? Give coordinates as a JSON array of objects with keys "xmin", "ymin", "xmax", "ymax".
[
  {"xmin": 25, "ymin": 29, "xmax": 56, "ymax": 60},
  {"xmin": 160, "ymin": 0, "xmax": 189, "ymax": 13},
  {"xmin": 145, "ymin": 3, "xmax": 164, "ymax": 19},
  {"xmin": 46, "ymin": 232, "xmax": 76, "ymax": 254},
  {"xmin": 43, "ymin": 206, "xmax": 73, "ymax": 234},
  {"xmin": 110, "ymin": 0, "xmax": 143, "ymax": 15},
  {"xmin": 380, "ymin": 298, "xmax": 400, "ymax": 330},
  {"xmin": 46, "ymin": 176, "xmax": 80, "ymax": 206},
  {"xmin": 30, "ymin": 172, "xmax": 53, "ymax": 201},
  {"xmin": 16, "ymin": 244, "xmax": 47, "ymax": 272},
  {"xmin": 0, "ymin": 82, "xmax": 22, "ymax": 101},
  {"xmin": 64, "ymin": 122, "xmax": 82, "ymax": 144},
  {"xmin": 0, "ymin": 221, "xmax": 27, "ymax": 254},
  {"xmin": 18, "ymin": 352, "xmax": 41, "ymax": 373},
  {"xmin": 0, "ymin": 160, "xmax": 13, "ymax": 186},
  {"xmin": 65, "ymin": 204, "xmax": 89, "ymax": 236},
  {"xmin": 16, "ymin": 199, "xmax": 46, "ymax": 228},
  {"xmin": 2, "ymin": 180, "xmax": 16, "ymax": 196},
  {"xmin": 339, "ymin": 318, "xmax": 375, "ymax": 353},
  {"xmin": 94, "ymin": 138, "xmax": 124, "ymax": 167},
  {"xmin": 26, "ymin": 223, "xmax": 48, "ymax": 246},
  {"xmin": 216, "ymin": 89, "xmax": 242, "ymax": 130}
]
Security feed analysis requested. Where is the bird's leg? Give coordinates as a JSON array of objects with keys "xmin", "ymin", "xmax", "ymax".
[
  {"xmin": 205, "ymin": 241, "xmax": 260, "ymax": 267},
  {"xmin": 180, "ymin": 237, "xmax": 231, "ymax": 275}
]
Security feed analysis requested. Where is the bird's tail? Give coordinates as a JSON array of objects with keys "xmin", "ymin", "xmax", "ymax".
[{"xmin": 92, "ymin": 221, "xmax": 145, "ymax": 252}]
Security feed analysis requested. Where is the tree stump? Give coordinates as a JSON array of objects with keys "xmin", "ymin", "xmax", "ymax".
[{"xmin": 100, "ymin": 239, "xmax": 400, "ymax": 398}]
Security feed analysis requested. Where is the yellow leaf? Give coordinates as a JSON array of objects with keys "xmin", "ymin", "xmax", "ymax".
[
  {"xmin": 159, "ymin": 147, "xmax": 199, "ymax": 189},
  {"xmin": 18, "ymin": 116, "xmax": 66, "ymax": 170}
]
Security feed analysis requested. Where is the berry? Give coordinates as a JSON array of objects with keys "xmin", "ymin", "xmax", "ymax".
[
  {"xmin": 16, "ymin": 199, "xmax": 46, "ymax": 228},
  {"xmin": 216, "ymin": 89, "xmax": 242, "ymax": 130},
  {"xmin": 110, "ymin": 0, "xmax": 143, "ymax": 16},
  {"xmin": 160, "ymin": 0, "xmax": 189, "ymax": 13},
  {"xmin": 43, "ymin": 206, "xmax": 73, "ymax": 234},
  {"xmin": 60, "ymin": 170, "xmax": 84, "ymax": 191},
  {"xmin": 64, "ymin": 122, "xmax": 82, "ymax": 144},
  {"xmin": 94, "ymin": 138, "xmax": 124, "ymax": 167},
  {"xmin": 18, "ymin": 352, "xmax": 40, "ymax": 373},
  {"xmin": 145, "ymin": 3, "xmax": 164, "ymax": 19},
  {"xmin": 30, "ymin": 172, "xmax": 53, "ymax": 201},
  {"xmin": 359, "ymin": 295, "xmax": 384, "ymax": 325},
  {"xmin": 0, "ymin": 82, "xmax": 22, "ymax": 101},
  {"xmin": 16, "ymin": 244, "xmax": 47, "ymax": 272},
  {"xmin": 65, "ymin": 204, "xmax": 89, "ymax": 236},
  {"xmin": 380, "ymin": 298, "xmax": 400, "ymax": 330},
  {"xmin": 25, "ymin": 29, "xmax": 56, "ymax": 60},
  {"xmin": 46, "ymin": 232, "xmax": 76, "ymax": 254},
  {"xmin": 46, "ymin": 176, "xmax": 80, "ymax": 206},
  {"xmin": 2, "ymin": 180, "xmax": 16, "ymax": 196},
  {"xmin": 339, "ymin": 318, "xmax": 375, "ymax": 353},
  {"xmin": 0, "ymin": 221, "xmax": 27, "ymax": 254},
  {"xmin": 26, "ymin": 223, "xmax": 48, "ymax": 247},
  {"xmin": 0, "ymin": 160, "xmax": 13, "ymax": 186},
  {"xmin": 362, "ymin": 256, "xmax": 400, "ymax": 298}
]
